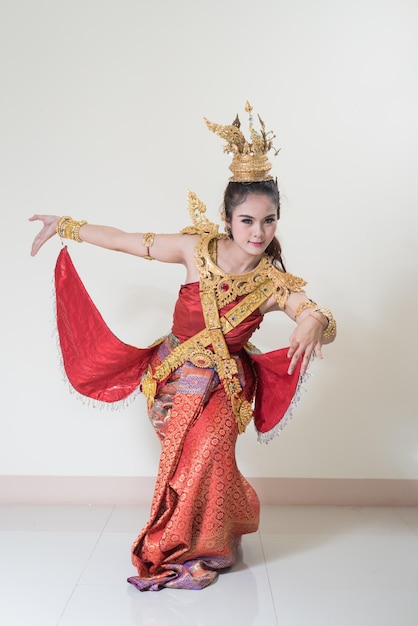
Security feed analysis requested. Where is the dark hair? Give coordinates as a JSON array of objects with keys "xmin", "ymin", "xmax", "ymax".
[{"xmin": 223, "ymin": 180, "xmax": 286, "ymax": 271}]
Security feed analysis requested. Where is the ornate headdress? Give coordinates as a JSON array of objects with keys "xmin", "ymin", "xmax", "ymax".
[{"xmin": 204, "ymin": 101, "xmax": 280, "ymax": 183}]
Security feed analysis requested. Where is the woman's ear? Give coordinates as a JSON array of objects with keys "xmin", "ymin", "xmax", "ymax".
[{"xmin": 225, "ymin": 221, "xmax": 233, "ymax": 239}]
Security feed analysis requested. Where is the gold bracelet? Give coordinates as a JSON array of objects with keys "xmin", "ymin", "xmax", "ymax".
[
  {"xmin": 294, "ymin": 299, "xmax": 318, "ymax": 319},
  {"xmin": 142, "ymin": 232, "xmax": 155, "ymax": 260},
  {"xmin": 296, "ymin": 298, "xmax": 337, "ymax": 340},
  {"xmin": 56, "ymin": 216, "xmax": 72, "ymax": 237},
  {"xmin": 56, "ymin": 216, "xmax": 87, "ymax": 242},
  {"xmin": 314, "ymin": 306, "xmax": 337, "ymax": 339}
]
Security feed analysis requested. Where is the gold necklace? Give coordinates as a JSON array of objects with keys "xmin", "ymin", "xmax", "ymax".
[
  {"xmin": 181, "ymin": 192, "xmax": 307, "ymax": 312},
  {"xmin": 195, "ymin": 235, "xmax": 273, "ymax": 308}
]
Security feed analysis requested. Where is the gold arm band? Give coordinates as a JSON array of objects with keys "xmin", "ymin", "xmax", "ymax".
[
  {"xmin": 142, "ymin": 232, "xmax": 155, "ymax": 260},
  {"xmin": 56, "ymin": 216, "xmax": 88, "ymax": 242},
  {"xmin": 294, "ymin": 299, "xmax": 318, "ymax": 319}
]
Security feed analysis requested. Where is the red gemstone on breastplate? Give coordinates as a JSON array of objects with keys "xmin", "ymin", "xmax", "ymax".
[{"xmin": 219, "ymin": 282, "xmax": 229, "ymax": 292}]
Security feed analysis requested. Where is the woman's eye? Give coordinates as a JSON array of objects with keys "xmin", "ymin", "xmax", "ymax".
[{"xmin": 242, "ymin": 218, "xmax": 252, "ymax": 224}]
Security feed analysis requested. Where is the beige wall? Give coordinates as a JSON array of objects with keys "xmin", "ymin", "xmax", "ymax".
[{"xmin": 1, "ymin": 0, "xmax": 417, "ymax": 482}]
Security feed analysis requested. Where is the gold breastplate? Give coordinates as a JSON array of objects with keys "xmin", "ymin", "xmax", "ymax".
[{"xmin": 194, "ymin": 233, "xmax": 307, "ymax": 310}]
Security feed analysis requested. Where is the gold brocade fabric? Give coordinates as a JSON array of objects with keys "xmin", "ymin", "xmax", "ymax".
[{"xmin": 128, "ymin": 340, "xmax": 259, "ymax": 591}]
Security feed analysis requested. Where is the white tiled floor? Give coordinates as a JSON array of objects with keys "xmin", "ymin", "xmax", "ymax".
[{"xmin": 1, "ymin": 504, "xmax": 418, "ymax": 626}]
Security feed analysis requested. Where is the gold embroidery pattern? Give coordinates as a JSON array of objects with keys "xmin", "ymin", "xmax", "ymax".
[
  {"xmin": 141, "ymin": 365, "xmax": 157, "ymax": 410},
  {"xmin": 195, "ymin": 233, "xmax": 306, "ymax": 310},
  {"xmin": 153, "ymin": 329, "xmax": 211, "ymax": 381},
  {"xmin": 198, "ymin": 260, "xmax": 263, "ymax": 434}
]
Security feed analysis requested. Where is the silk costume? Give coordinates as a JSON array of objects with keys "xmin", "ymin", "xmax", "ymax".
[{"xmin": 54, "ymin": 230, "xmax": 308, "ymax": 591}]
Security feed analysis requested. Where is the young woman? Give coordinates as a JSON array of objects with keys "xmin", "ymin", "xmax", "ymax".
[{"xmin": 29, "ymin": 108, "xmax": 336, "ymax": 591}]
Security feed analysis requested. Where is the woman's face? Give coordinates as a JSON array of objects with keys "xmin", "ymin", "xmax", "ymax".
[{"xmin": 226, "ymin": 193, "xmax": 278, "ymax": 257}]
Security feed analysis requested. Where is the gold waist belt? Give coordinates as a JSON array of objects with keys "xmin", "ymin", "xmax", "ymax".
[
  {"xmin": 157, "ymin": 279, "xmax": 274, "ymax": 379},
  {"xmin": 141, "ymin": 279, "xmax": 275, "ymax": 433}
]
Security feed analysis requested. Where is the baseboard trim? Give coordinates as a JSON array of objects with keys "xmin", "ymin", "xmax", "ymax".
[
  {"xmin": 1, "ymin": 476, "xmax": 417, "ymax": 506},
  {"xmin": 248, "ymin": 477, "xmax": 418, "ymax": 507}
]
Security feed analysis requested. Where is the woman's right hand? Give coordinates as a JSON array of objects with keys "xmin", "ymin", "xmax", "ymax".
[{"xmin": 29, "ymin": 214, "xmax": 60, "ymax": 256}]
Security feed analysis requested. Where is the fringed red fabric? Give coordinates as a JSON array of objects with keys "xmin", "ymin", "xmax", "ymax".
[
  {"xmin": 250, "ymin": 349, "xmax": 302, "ymax": 436},
  {"xmin": 54, "ymin": 247, "xmax": 157, "ymax": 403}
]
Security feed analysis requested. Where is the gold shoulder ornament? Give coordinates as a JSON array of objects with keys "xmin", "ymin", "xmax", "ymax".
[
  {"xmin": 268, "ymin": 268, "xmax": 307, "ymax": 309},
  {"xmin": 180, "ymin": 190, "xmax": 225, "ymax": 237}
]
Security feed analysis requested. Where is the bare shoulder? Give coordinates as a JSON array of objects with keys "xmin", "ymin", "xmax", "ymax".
[
  {"xmin": 179, "ymin": 232, "xmax": 200, "ymax": 252},
  {"xmin": 180, "ymin": 233, "xmax": 200, "ymax": 281},
  {"xmin": 176, "ymin": 232, "xmax": 199, "ymax": 262},
  {"xmin": 148, "ymin": 232, "xmax": 199, "ymax": 264}
]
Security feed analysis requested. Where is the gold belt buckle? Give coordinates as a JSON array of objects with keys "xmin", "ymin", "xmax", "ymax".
[{"xmin": 188, "ymin": 349, "xmax": 215, "ymax": 368}]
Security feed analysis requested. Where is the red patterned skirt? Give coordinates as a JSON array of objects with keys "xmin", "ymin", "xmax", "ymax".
[{"xmin": 128, "ymin": 337, "xmax": 259, "ymax": 591}]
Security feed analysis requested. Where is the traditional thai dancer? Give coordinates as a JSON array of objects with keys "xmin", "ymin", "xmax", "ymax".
[{"xmin": 29, "ymin": 102, "xmax": 336, "ymax": 590}]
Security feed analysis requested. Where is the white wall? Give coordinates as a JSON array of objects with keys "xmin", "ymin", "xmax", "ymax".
[{"xmin": 1, "ymin": 0, "xmax": 417, "ymax": 480}]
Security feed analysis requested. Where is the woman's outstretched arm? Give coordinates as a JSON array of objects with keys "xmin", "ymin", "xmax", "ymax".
[{"xmin": 29, "ymin": 214, "xmax": 197, "ymax": 265}]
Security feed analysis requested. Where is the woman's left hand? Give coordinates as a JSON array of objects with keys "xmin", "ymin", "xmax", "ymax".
[{"xmin": 287, "ymin": 315, "xmax": 324, "ymax": 375}]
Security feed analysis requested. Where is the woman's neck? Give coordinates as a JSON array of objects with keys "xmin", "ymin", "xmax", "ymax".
[{"xmin": 216, "ymin": 238, "xmax": 263, "ymax": 274}]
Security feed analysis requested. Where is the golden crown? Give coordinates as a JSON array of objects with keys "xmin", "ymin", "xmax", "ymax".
[{"xmin": 204, "ymin": 101, "xmax": 280, "ymax": 183}]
